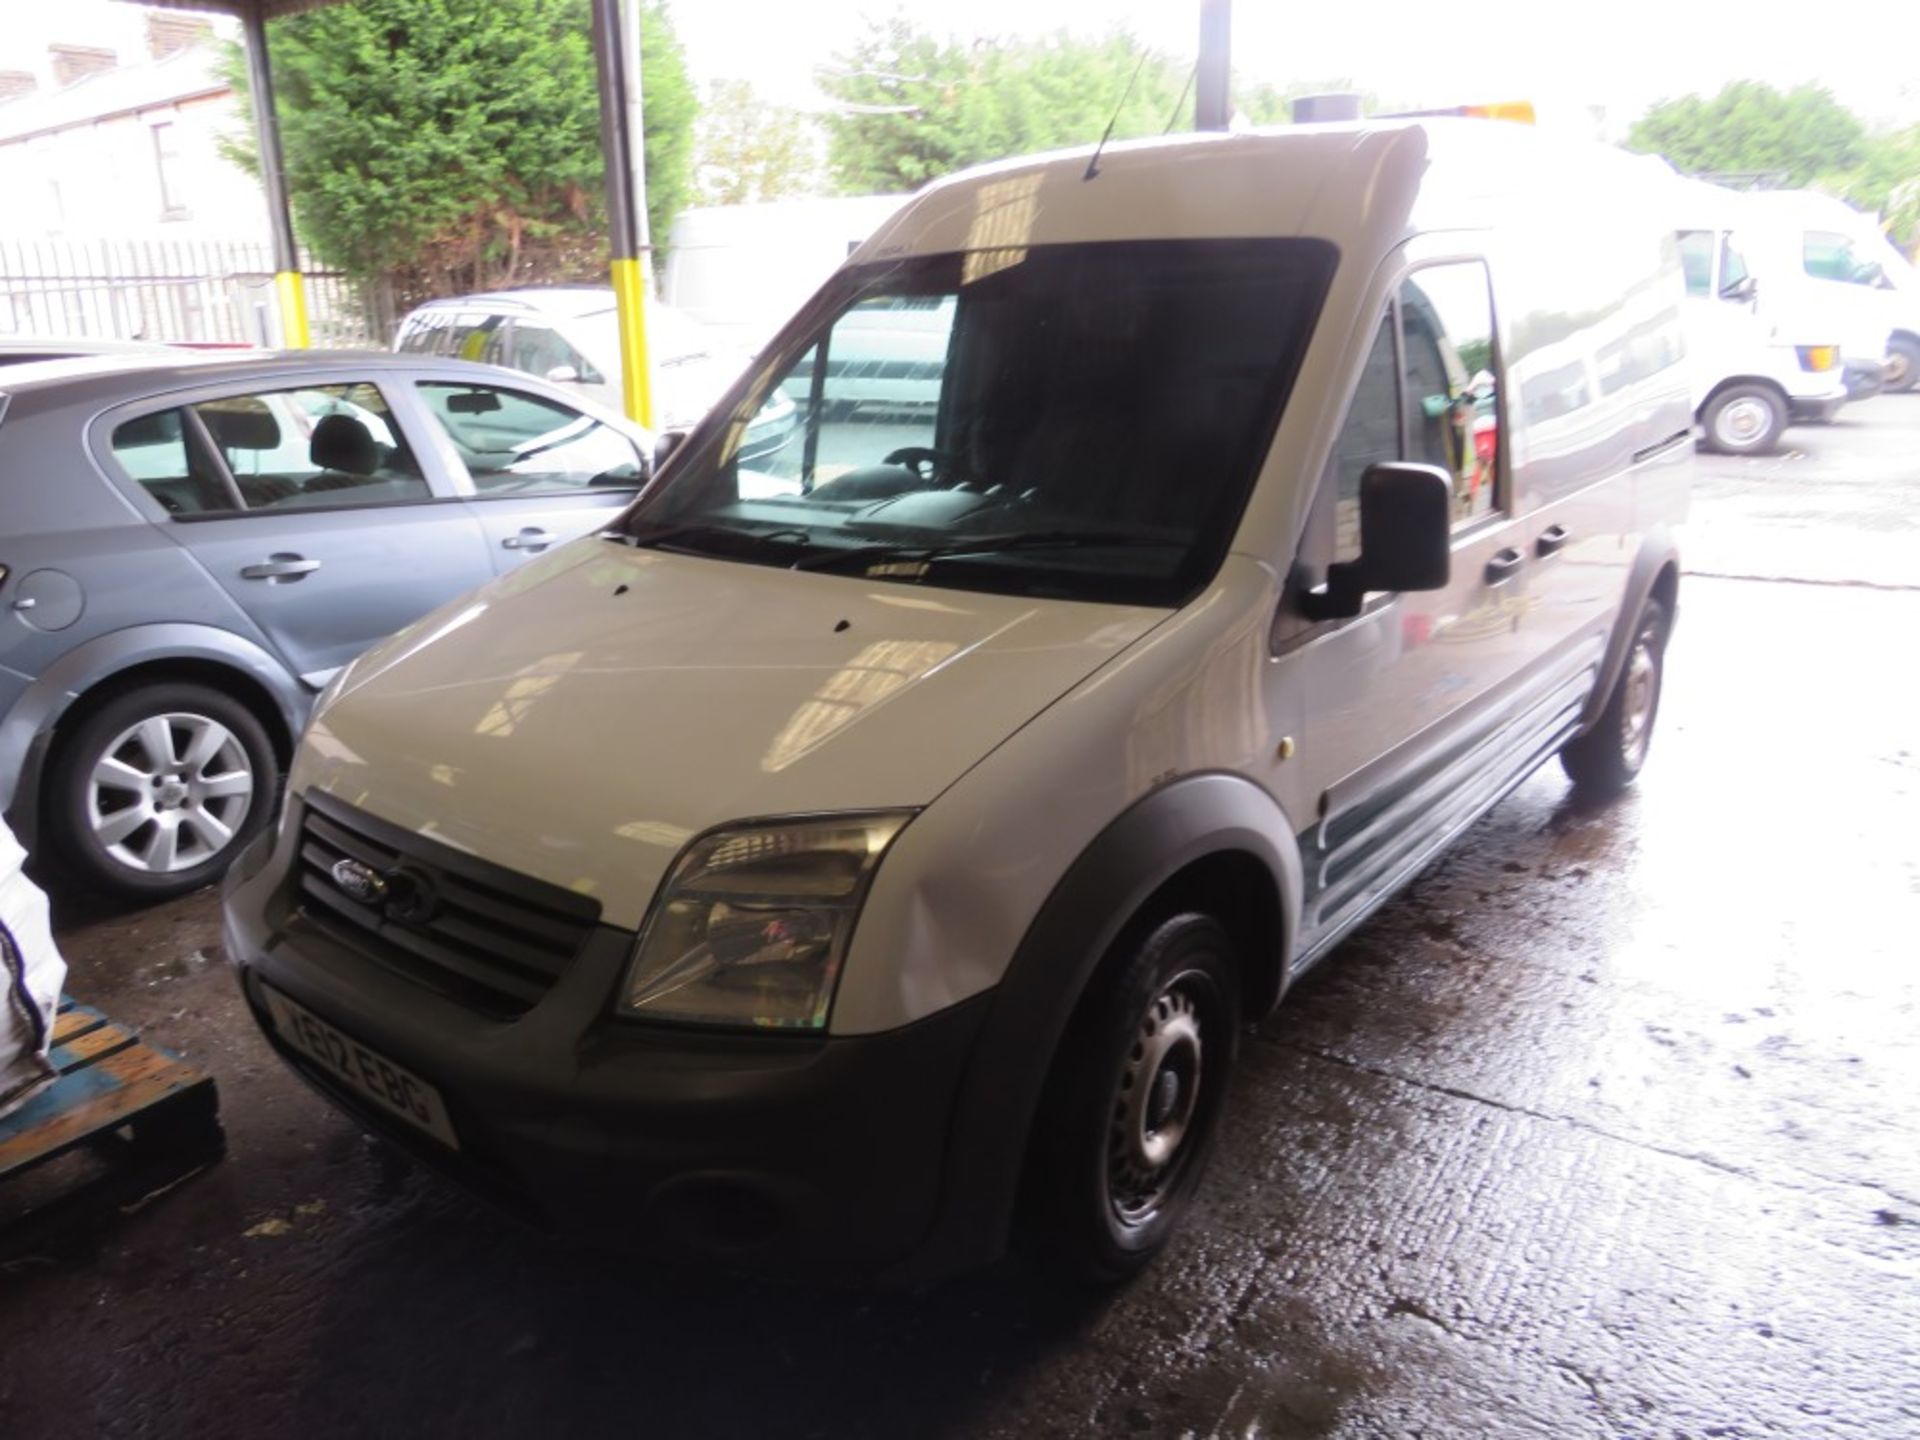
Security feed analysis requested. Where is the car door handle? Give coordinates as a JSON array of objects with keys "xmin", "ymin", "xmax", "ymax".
[
  {"xmin": 501, "ymin": 527, "xmax": 554, "ymax": 552},
  {"xmin": 240, "ymin": 554, "xmax": 322, "ymax": 582},
  {"xmin": 1535, "ymin": 524, "xmax": 1570, "ymax": 557},
  {"xmin": 1484, "ymin": 548, "xmax": 1525, "ymax": 586}
]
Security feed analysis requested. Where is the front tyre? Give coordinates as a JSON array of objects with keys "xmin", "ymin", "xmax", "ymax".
[
  {"xmin": 1026, "ymin": 912, "xmax": 1241, "ymax": 1283},
  {"xmin": 48, "ymin": 682, "xmax": 278, "ymax": 902},
  {"xmin": 1701, "ymin": 384, "xmax": 1786, "ymax": 455},
  {"xmin": 1885, "ymin": 336, "xmax": 1919, "ymax": 395},
  {"xmin": 1561, "ymin": 597, "xmax": 1670, "ymax": 798}
]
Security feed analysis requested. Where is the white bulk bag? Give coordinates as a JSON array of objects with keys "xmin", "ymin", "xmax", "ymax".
[{"xmin": 1, "ymin": 820, "xmax": 66, "ymax": 1119}]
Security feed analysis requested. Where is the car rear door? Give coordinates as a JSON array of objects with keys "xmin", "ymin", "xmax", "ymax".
[
  {"xmin": 407, "ymin": 375, "xmax": 650, "ymax": 575},
  {"xmin": 99, "ymin": 375, "xmax": 495, "ymax": 686}
]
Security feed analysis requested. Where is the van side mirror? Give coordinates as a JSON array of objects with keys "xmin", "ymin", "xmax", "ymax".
[
  {"xmin": 1720, "ymin": 274, "xmax": 1758, "ymax": 304},
  {"xmin": 543, "ymin": 364, "xmax": 581, "ymax": 384},
  {"xmin": 653, "ymin": 428, "xmax": 689, "ymax": 475},
  {"xmin": 1299, "ymin": 462, "xmax": 1453, "ymax": 621}
]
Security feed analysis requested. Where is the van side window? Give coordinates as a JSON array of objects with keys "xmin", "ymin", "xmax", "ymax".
[
  {"xmin": 1677, "ymin": 231, "xmax": 1714, "ymax": 296},
  {"xmin": 1399, "ymin": 264, "xmax": 1499, "ymax": 527},
  {"xmin": 1719, "ymin": 238, "xmax": 1750, "ymax": 295},
  {"xmin": 1803, "ymin": 230, "xmax": 1880, "ymax": 286},
  {"xmin": 1326, "ymin": 312, "xmax": 1399, "ymax": 561}
]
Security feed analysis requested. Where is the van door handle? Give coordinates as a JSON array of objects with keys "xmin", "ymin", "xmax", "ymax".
[
  {"xmin": 501, "ymin": 527, "xmax": 553, "ymax": 552},
  {"xmin": 1484, "ymin": 548, "xmax": 1524, "ymax": 586},
  {"xmin": 1535, "ymin": 524, "xmax": 1570, "ymax": 557},
  {"xmin": 240, "ymin": 554, "xmax": 322, "ymax": 582}
]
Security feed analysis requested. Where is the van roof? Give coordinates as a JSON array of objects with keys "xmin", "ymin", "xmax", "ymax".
[{"xmin": 854, "ymin": 119, "xmax": 1675, "ymax": 270}]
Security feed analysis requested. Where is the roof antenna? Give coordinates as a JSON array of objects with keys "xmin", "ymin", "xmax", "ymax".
[{"xmin": 1084, "ymin": 49, "xmax": 1153, "ymax": 181}]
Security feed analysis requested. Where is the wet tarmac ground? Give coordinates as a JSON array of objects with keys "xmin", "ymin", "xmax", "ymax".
[{"xmin": 3, "ymin": 400, "xmax": 1918, "ymax": 1438}]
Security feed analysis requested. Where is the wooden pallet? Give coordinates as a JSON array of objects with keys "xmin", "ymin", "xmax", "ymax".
[{"xmin": 0, "ymin": 997, "xmax": 223, "ymax": 1194}]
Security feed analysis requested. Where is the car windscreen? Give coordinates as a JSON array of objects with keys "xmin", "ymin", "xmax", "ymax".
[{"xmin": 609, "ymin": 238, "xmax": 1335, "ymax": 607}]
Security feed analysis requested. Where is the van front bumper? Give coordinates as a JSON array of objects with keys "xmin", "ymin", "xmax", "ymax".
[
  {"xmin": 1788, "ymin": 390, "xmax": 1848, "ymax": 424},
  {"xmin": 222, "ymin": 824, "xmax": 991, "ymax": 1283}
]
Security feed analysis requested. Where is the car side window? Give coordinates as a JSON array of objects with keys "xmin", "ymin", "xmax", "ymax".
[
  {"xmin": 1399, "ymin": 264, "xmax": 1500, "ymax": 527},
  {"xmin": 195, "ymin": 384, "xmax": 429, "ymax": 510},
  {"xmin": 111, "ymin": 384, "xmax": 429, "ymax": 514},
  {"xmin": 109, "ymin": 408, "xmax": 232, "ymax": 514},
  {"xmin": 417, "ymin": 382, "xmax": 645, "ymax": 495}
]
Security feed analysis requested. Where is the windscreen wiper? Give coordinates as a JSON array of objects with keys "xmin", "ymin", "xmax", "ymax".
[
  {"xmin": 605, "ymin": 521, "xmax": 813, "ymax": 557},
  {"xmin": 790, "ymin": 529, "xmax": 1181, "ymax": 575}
]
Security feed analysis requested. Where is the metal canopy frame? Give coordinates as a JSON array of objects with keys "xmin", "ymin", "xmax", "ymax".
[{"xmin": 123, "ymin": 0, "xmax": 655, "ymax": 424}]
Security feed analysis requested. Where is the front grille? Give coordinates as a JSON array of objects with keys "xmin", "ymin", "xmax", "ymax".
[{"xmin": 294, "ymin": 790, "xmax": 601, "ymax": 1018}]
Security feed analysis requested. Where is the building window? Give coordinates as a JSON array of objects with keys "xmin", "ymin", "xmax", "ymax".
[{"xmin": 153, "ymin": 122, "xmax": 188, "ymax": 220}]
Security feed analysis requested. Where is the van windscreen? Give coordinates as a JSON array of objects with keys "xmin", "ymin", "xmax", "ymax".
[{"xmin": 611, "ymin": 238, "xmax": 1336, "ymax": 607}]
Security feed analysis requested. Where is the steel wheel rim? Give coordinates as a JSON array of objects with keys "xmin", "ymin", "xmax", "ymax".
[
  {"xmin": 1107, "ymin": 972, "xmax": 1211, "ymax": 1229},
  {"xmin": 87, "ymin": 712, "xmax": 254, "ymax": 874},
  {"xmin": 1620, "ymin": 631, "xmax": 1659, "ymax": 769},
  {"xmin": 1716, "ymin": 396, "xmax": 1770, "ymax": 448}
]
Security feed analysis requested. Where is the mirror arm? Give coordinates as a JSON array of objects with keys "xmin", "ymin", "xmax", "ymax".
[{"xmin": 1297, "ymin": 560, "xmax": 1367, "ymax": 621}]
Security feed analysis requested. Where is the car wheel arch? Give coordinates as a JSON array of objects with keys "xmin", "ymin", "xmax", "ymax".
[{"xmin": 4, "ymin": 626, "xmax": 306, "ymax": 847}]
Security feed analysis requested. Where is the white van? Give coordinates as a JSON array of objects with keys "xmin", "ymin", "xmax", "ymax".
[
  {"xmin": 225, "ymin": 120, "xmax": 1690, "ymax": 1284},
  {"xmin": 663, "ymin": 195, "xmax": 910, "ymax": 353},
  {"xmin": 1737, "ymin": 188, "xmax": 1920, "ymax": 394},
  {"xmin": 1673, "ymin": 182, "xmax": 1850, "ymax": 453}
]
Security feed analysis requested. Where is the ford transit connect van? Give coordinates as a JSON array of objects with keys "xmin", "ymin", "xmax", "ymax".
[{"xmin": 225, "ymin": 121, "xmax": 1690, "ymax": 1284}]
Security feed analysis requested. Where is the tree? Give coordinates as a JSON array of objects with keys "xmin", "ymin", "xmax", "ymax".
[
  {"xmin": 225, "ymin": 0, "xmax": 695, "ymax": 301},
  {"xmin": 1626, "ymin": 82, "xmax": 1866, "ymax": 187},
  {"xmin": 817, "ymin": 22, "xmax": 1198, "ymax": 194},
  {"xmin": 693, "ymin": 80, "xmax": 824, "ymax": 206}
]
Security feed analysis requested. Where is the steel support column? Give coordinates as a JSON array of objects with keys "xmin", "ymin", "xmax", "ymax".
[
  {"xmin": 1196, "ymin": 0, "xmax": 1231, "ymax": 131},
  {"xmin": 589, "ymin": 0, "xmax": 654, "ymax": 427},
  {"xmin": 240, "ymin": 6, "xmax": 308, "ymax": 347}
]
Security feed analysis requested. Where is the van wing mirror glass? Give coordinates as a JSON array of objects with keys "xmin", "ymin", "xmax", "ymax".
[
  {"xmin": 1299, "ymin": 462, "xmax": 1453, "ymax": 621},
  {"xmin": 1720, "ymin": 274, "xmax": 1758, "ymax": 303},
  {"xmin": 544, "ymin": 363, "xmax": 581, "ymax": 384}
]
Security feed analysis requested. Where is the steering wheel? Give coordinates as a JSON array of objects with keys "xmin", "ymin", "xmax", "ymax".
[{"xmin": 884, "ymin": 445, "xmax": 985, "ymax": 491}]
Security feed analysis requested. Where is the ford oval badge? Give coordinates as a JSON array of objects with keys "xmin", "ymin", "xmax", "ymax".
[{"xmin": 330, "ymin": 858, "xmax": 389, "ymax": 905}]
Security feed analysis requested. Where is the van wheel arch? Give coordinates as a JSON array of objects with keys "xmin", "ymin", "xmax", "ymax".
[{"xmin": 896, "ymin": 775, "xmax": 1301, "ymax": 1283}]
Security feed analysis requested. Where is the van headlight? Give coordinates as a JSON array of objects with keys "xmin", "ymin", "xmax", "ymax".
[{"xmin": 618, "ymin": 812, "xmax": 913, "ymax": 1030}]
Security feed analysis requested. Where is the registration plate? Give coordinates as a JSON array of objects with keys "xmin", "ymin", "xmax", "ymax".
[{"xmin": 263, "ymin": 985, "xmax": 459, "ymax": 1150}]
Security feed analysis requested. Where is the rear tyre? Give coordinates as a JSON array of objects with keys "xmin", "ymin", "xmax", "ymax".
[
  {"xmin": 48, "ymin": 682, "xmax": 278, "ymax": 902},
  {"xmin": 1701, "ymin": 384, "xmax": 1786, "ymax": 455},
  {"xmin": 1886, "ymin": 337, "xmax": 1919, "ymax": 395},
  {"xmin": 1025, "ymin": 912, "xmax": 1240, "ymax": 1283},
  {"xmin": 1561, "ymin": 598, "xmax": 1670, "ymax": 798}
]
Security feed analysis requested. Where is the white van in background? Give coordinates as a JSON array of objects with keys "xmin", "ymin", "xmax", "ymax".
[
  {"xmin": 1737, "ymin": 189, "xmax": 1920, "ymax": 394},
  {"xmin": 663, "ymin": 195, "xmax": 910, "ymax": 354},
  {"xmin": 1673, "ymin": 182, "xmax": 1849, "ymax": 454}
]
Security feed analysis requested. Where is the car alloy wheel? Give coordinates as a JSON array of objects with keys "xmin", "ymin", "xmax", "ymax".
[{"xmin": 86, "ymin": 712, "xmax": 256, "ymax": 874}]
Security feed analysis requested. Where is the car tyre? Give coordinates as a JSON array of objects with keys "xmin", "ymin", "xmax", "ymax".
[
  {"xmin": 1886, "ymin": 336, "xmax": 1919, "ymax": 395},
  {"xmin": 48, "ymin": 682, "xmax": 278, "ymax": 902},
  {"xmin": 1561, "ymin": 598, "xmax": 1670, "ymax": 798},
  {"xmin": 1025, "ymin": 912, "xmax": 1241, "ymax": 1284},
  {"xmin": 1701, "ymin": 384, "xmax": 1786, "ymax": 455}
]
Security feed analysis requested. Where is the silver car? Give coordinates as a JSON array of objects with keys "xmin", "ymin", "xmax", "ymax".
[{"xmin": 0, "ymin": 350, "xmax": 654, "ymax": 900}]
